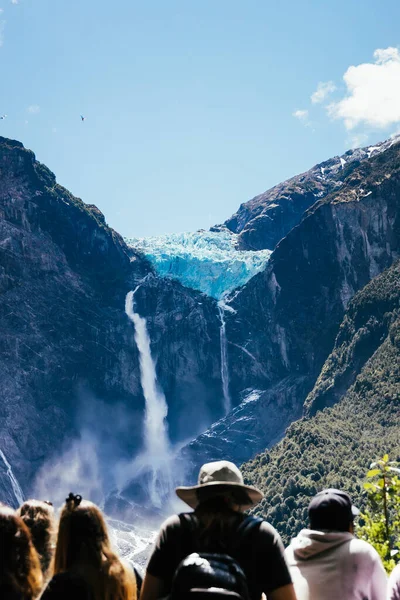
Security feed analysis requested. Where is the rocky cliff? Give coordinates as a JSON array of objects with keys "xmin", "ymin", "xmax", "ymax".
[
  {"xmin": 224, "ymin": 138, "xmax": 397, "ymax": 250},
  {"xmin": 242, "ymin": 259, "xmax": 400, "ymax": 543},
  {"xmin": 181, "ymin": 140, "xmax": 400, "ymax": 472},
  {"xmin": 0, "ymin": 137, "xmax": 222, "ymax": 505}
]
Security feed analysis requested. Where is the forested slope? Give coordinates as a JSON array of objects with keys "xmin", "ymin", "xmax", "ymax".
[{"xmin": 242, "ymin": 260, "xmax": 400, "ymax": 544}]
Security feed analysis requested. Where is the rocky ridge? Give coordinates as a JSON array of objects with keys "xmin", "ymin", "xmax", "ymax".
[
  {"xmin": 181, "ymin": 140, "xmax": 400, "ymax": 471},
  {"xmin": 224, "ymin": 136, "xmax": 399, "ymax": 250}
]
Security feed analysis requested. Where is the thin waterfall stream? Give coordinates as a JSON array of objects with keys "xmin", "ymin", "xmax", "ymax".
[
  {"xmin": 125, "ymin": 289, "xmax": 172, "ymax": 508},
  {"xmin": 0, "ymin": 449, "xmax": 24, "ymax": 506},
  {"xmin": 217, "ymin": 300, "xmax": 232, "ymax": 415}
]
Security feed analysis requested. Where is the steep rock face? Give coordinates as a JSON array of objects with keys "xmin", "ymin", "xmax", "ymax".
[
  {"xmin": 224, "ymin": 139, "xmax": 397, "ymax": 250},
  {"xmin": 213, "ymin": 143, "xmax": 400, "ymax": 461},
  {"xmin": 0, "ymin": 137, "xmax": 148, "ymax": 500},
  {"xmin": 179, "ymin": 378, "xmax": 308, "ymax": 479},
  {"xmin": 242, "ymin": 259, "xmax": 400, "ymax": 543},
  {"xmin": 305, "ymin": 260, "xmax": 400, "ymax": 416},
  {"xmin": 0, "ymin": 138, "xmax": 222, "ymax": 504},
  {"xmin": 175, "ymin": 143, "xmax": 400, "ymax": 473}
]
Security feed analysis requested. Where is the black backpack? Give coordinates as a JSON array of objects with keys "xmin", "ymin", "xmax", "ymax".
[{"xmin": 169, "ymin": 515, "xmax": 262, "ymax": 600}]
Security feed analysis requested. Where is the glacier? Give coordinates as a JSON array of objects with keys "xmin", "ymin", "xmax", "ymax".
[{"xmin": 126, "ymin": 230, "xmax": 272, "ymax": 299}]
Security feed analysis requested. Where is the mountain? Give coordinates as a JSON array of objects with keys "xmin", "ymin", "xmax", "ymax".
[
  {"xmin": 242, "ymin": 259, "xmax": 400, "ymax": 544},
  {"xmin": 223, "ymin": 138, "xmax": 397, "ymax": 250},
  {"xmin": 180, "ymin": 138, "xmax": 400, "ymax": 473},
  {"xmin": 0, "ymin": 137, "xmax": 224, "ymax": 506},
  {"xmin": 0, "ymin": 133, "xmax": 399, "ymax": 522}
]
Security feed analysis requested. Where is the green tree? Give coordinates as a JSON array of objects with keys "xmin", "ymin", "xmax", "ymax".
[{"xmin": 357, "ymin": 454, "xmax": 400, "ymax": 572}]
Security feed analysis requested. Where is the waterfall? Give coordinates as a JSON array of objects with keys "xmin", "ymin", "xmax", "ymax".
[
  {"xmin": 125, "ymin": 289, "xmax": 172, "ymax": 507},
  {"xmin": 0, "ymin": 449, "xmax": 24, "ymax": 506},
  {"xmin": 218, "ymin": 301, "xmax": 231, "ymax": 415}
]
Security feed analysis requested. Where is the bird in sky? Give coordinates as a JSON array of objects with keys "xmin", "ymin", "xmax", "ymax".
[
  {"xmin": 0, "ymin": 115, "xmax": 7, "ymax": 120},
  {"xmin": 80, "ymin": 115, "xmax": 85, "ymax": 121}
]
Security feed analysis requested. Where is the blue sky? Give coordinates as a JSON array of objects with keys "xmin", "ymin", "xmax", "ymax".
[{"xmin": 1, "ymin": 0, "xmax": 400, "ymax": 237}]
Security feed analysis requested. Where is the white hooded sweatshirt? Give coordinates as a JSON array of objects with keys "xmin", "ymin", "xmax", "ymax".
[
  {"xmin": 387, "ymin": 563, "xmax": 400, "ymax": 600},
  {"xmin": 285, "ymin": 529, "xmax": 387, "ymax": 600}
]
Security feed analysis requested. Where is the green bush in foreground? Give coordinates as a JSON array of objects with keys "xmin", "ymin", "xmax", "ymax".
[{"xmin": 357, "ymin": 454, "xmax": 400, "ymax": 572}]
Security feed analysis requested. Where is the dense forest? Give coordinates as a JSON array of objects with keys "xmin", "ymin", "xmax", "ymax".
[{"xmin": 242, "ymin": 260, "xmax": 400, "ymax": 544}]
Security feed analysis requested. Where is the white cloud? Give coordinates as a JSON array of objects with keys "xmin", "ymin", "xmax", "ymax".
[
  {"xmin": 11, "ymin": 0, "xmax": 19, "ymax": 4},
  {"xmin": 329, "ymin": 47, "xmax": 400, "ymax": 130},
  {"xmin": 293, "ymin": 109, "xmax": 309, "ymax": 122},
  {"xmin": 0, "ymin": 9, "xmax": 4, "ymax": 14},
  {"xmin": 311, "ymin": 81, "xmax": 336, "ymax": 104},
  {"xmin": 346, "ymin": 132, "xmax": 369, "ymax": 149},
  {"xmin": 27, "ymin": 104, "xmax": 40, "ymax": 114},
  {"xmin": 292, "ymin": 109, "xmax": 314, "ymax": 129},
  {"xmin": 374, "ymin": 47, "xmax": 399, "ymax": 64}
]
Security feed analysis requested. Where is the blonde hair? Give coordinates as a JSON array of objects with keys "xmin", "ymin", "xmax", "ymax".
[
  {"xmin": 0, "ymin": 505, "xmax": 43, "ymax": 599},
  {"xmin": 18, "ymin": 499, "xmax": 56, "ymax": 579},
  {"xmin": 54, "ymin": 495, "xmax": 136, "ymax": 600}
]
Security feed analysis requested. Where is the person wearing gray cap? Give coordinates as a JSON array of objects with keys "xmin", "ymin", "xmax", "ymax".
[
  {"xmin": 141, "ymin": 460, "xmax": 297, "ymax": 600},
  {"xmin": 285, "ymin": 488, "xmax": 387, "ymax": 600}
]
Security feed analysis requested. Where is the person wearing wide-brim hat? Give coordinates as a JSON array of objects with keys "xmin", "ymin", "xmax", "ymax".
[{"xmin": 141, "ymin": 460, "xmax": 297, "ymax": 600}]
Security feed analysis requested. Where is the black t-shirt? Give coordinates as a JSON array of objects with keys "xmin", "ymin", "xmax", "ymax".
[
  {"xmin": 41, "ymin": 573, "xmax": 94, "ymax": 600},
  {"xmin": 147, "ymin": 512, "xmax": 292, "ymax": 600}
]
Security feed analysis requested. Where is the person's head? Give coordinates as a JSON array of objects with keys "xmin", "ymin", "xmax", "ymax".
[
  {"xmin": 54, "ymin": 493, "xmax": 136, "ymax": 600},
  {"xmin": 0, "ymin": 504, "xmax": 43, "ymax": 599},
  {"xmin": 54, "ymin": 494, "xmax": 107, "ymax": 572},
  {"xmin": 308, "ymin": 488, "xmax": 360, "ymax": 532},
  {"xmin": 175, "ymin": 461, "xmax": 264, "ymax": 512},
  {"xmin": 18, "ymin": 499, "xmax": 56, "ymax": 578}
]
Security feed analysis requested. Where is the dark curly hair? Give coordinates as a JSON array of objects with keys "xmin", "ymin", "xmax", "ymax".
[
  {"xmin": 0, "ymin": 505, "xmax": 43, "ymax": 599},
  {"xmin": 18, "ymin": 499, "xmax": 56, "ymax": 579}
]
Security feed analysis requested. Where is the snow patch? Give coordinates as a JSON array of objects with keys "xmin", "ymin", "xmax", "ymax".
[
  {"xmin": 367, "ymin": 146, "xmax": 380, "ymax": 158},
  {"xmin": 241, "ymin": 390, "xmax": 263, "ymax": 405}
]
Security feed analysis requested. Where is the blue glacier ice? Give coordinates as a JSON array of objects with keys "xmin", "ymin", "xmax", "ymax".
[{"xmin": 126, "ymin": 231, "xmax": 272, "ymax": 299}]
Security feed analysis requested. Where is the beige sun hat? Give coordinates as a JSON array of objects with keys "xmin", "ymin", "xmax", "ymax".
[{"xmin": 175, "ymin": 460, "xmax": 264, "ymax": 510}]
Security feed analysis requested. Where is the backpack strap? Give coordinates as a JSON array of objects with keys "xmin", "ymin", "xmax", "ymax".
[
  {"xmin": 178, "ymin": 512, "xmax": 199, "ymax": 553},
  {"xmin": 231, "ymin": 515, "xmax": 263, "ymax": 552}
]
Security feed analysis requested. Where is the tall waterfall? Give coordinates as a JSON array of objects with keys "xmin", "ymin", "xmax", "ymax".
[
  {"xmin": 125, "ymin": 289, "xmax": 172, "ymax": 507},
  {"xmin": 218, "ymin": 301, "xmax": 231, "ymax": 415},
  {"xmin": 0, "ymin": 449, "xmax": 24, "ymax": 506}
]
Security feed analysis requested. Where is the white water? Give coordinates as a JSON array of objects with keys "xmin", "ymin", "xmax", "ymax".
[
  {"xmin": 0, "ymin": 449, "xmax": 24, "ymax": 506},
  {"xmin": 109, "ymin": 517, "xmax": 157, "ymax": 569},
  {"xmin": 217, "ymin": 302, "xmax": 231, "ymax": 415},
  {"xmin": 125, "ymin": 290, "xmax": 172, "ymax": 507}
]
